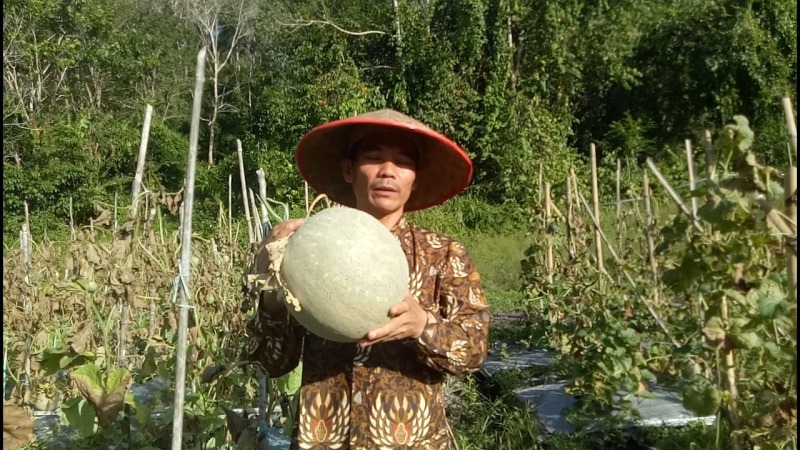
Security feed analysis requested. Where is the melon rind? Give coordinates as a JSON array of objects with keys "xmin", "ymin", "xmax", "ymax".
[{"xmin": 279, "ymin": 207, "xmax": 410, "ymax": 342}]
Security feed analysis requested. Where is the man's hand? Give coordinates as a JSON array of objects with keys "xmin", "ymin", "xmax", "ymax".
[
  {"xmin": 254, "ymin": 219, "xmax": 306, "ymax": 271},
  {"xmin": 359, "ymin": 292, "xmax": 428, "ymax": 347},
  {"xmin": 252, "ymin": 219, "xmax": 306, "ymax": 315}
]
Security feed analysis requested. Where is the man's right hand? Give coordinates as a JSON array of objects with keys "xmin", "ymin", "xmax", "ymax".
[
  {"xmin": 254, "ymin": 219, "xmax": 306, "ymax": 271},
  {"xmin": 253, "ymin": 219, "xmax": 306, "ymax": 315}
]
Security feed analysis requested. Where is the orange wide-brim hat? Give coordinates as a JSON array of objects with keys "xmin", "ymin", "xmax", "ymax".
[{"xmin": 295, "ymin": 109, "xmax": 474, "ymax": 212}]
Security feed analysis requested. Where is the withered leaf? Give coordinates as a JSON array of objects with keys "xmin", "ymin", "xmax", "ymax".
[
  {"xmin": 119, "ymin": 269, "xmax": 135, "ymax": 285},
  {"xmin": 3, "ymin": 404, "xmax": 35, "ymax": 450},
  {"xmin": 67, "ymin": 321, "xmax": 93, "ymax": 354},
  {"xmin": 86, "ymin": 244, "xmax": 101, "ymax": 265}
]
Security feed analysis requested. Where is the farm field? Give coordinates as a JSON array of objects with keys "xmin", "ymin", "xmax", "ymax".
[
  {"xmin": 3, "ymin": 112, "xmax": 796, "ymax": 450},
  {"xmin": 3, "ymin": 1, "xmax": 797, "ymax": 448}
]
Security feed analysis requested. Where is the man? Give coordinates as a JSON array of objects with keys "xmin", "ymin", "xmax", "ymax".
[{"xmin": 241, "ymin": 109, "xmax": 491, "ymax": 449}]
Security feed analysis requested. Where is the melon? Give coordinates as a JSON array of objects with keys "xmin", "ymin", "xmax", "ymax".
[{"xmin": 262, "ymin": 206, "xmax": 410, "ymax": 342}]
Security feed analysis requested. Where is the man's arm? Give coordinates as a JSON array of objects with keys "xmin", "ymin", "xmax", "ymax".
[
  {"xmin": 411, "ymin": 242, "xmax": 491, "ymax": 376},
  {"xmin": 242, "ymin": 289, "xmax": 305, "ymax": 378},
  {"xmin": 241, "ymin": 219, "xmax": 307, "ymax": 377}
]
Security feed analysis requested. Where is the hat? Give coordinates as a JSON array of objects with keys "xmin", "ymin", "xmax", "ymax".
[{"xmin": 295, "ymin": 109, "xmax": 473, "ymax": 212}]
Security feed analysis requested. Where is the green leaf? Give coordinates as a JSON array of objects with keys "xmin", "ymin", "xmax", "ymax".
[
  {"xmin": 681, "ymin": 384, "xmax": 721, "ymax": 416},
  {"xmin": 106, "ymin": 368, "xmax": 130, "ymax": 392},
  {"xmin": 723, "ymin": 289, "xmax": 751, "ymax": 308},
  {"xmin": 757, "ymin": 281, "xmax": 786, "ymax": 318},
  {"xmin": 728, "ymin": 332, "xmax": 761, "ymax": 350},
  {"xmin": 763, "ymin": 342, "xmax": 792, "ymax": 361},
  {"xmin": 275, "ymin": 363, "xmax": 303, "ymax": 396},
  {"xmin": 61, "ymin": 396, "xmax": 97, "ymax": 437},
  {"xmin": 71, "ymin": 364, "xmax": 104, "ymax": 401}
]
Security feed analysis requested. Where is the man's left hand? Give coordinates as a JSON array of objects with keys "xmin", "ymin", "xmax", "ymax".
[{"xmin": 359, "ymin": 292, "xmax": 428, "ymax": 347}]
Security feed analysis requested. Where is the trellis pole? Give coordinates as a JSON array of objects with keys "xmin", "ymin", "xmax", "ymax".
[{"xmin": 171, "ymin": 47, "xmax": 206, "ymax": 450}]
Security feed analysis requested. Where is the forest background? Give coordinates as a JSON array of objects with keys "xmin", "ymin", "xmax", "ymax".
[{"xmin": 4, "ymin": 0, "xmax": 796, "ymax": 242}]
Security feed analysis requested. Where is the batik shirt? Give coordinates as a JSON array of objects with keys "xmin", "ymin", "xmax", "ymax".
[{"xmin": 242, "ymin": 217, "xmax": 491, "ymax": 449}]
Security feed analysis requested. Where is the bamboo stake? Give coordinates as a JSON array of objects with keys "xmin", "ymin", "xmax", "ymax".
[
  {"xmin": 237, "ymin": 139, "xmax": 255, "ymax": 244},
  {"xmin": 616, "ymin": 158, "xmax": 622, "ymax": 252},
  {"xmin": 545, "ymin": 181, "xmax": 554, "ymax": 284},
  {"xmin": 684, "ymin": 139, "xmax": 698, "ymax": 217},
  {"xmin": 646, "ymin": 158, "xmax": 705, "ymax": 233},
  {"xmin": 249, "ymin": 189, "xmax": 263, "ymax": 242},
  {"xmin": 131, "ymin": 104, "xmax": 154, "ymax": 218},
  {"xmin": 785, "ymin": 167, "xmax": 797, "ymax": 327},
  {"xmin": 171, "ymin": 47, "xmax": 206, "ymax": 450},
  {"xmin": 783, "ymin": 97, "xmax": 797, "ymax": 164},
  {"xmin": 69, "ymin": 196, "xmax": 75, "ymax": 241},
  {"xmin": 228, "ymin": 174, "xmax": 233, "ymax": 244},
  {"xmin": 590, "ymin": 144, "xmax": 604, "ymax": 276},
  {"xmin": 720, "ymin": 295, "xmax": 741, "ymax": 432},
  {"xmin": 20, "ymin": 207, "xmax": 32, "ymax": 402},
  {"xmin": 537, "ymin": 163, "xmax": 544, "ymax": 210},
  {"xmin": 305, "ymin": 181, "xmax": 310, "ymax": 216},
  {"xmin": 703, "ymin": 130, "xmax": 717, "ymax": 189},
  {"xmin": 113, "ymin": 192, "xmax": 119, "ymax": 233},
  {"xmin": 565, "ymin": 175, "xmax": 576, "ymax": 261},
  {"xmin": 571, "ymin": 173, "xmax": 681, "ymax": 347},
  {"xmin": 643, "ymin": 172, "xmax": 659, "ymax": 305},
  {"xmin": 256, "ymin": 168, "xmax": 269, "ymax": 227}
]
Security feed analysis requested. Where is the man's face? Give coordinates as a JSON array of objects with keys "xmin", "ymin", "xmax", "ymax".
[{"xmin": 341, "ymin": 132, "xmax": 418, "ymax": 217}]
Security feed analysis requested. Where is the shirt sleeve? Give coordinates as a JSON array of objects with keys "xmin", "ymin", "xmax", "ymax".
[
  {"xmin": 410, "ymin": 242, "xmax": 491, "ymax": 376},
  {"xmin": 242, "ymin": 290, "xmax": 305, "ymax": 378}
]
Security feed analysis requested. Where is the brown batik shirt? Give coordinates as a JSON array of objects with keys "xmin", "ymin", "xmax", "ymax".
[{"xmin": 242, "ymin": 217, "xmax": 491, "ymax": 449}]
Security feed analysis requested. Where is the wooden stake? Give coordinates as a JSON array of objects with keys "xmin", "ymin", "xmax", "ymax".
[
  {"xmin": 646, "ymin": 158, "xmax": 705, "ymax": 233},
  {"xmin": 703, "ymin": 130, "xmax": 717, "ymax": 184},
  {"xmin": 256, "ymin": 168, "xmax": 269, "ymax": 228},
  {"xmin": 172, "ymin": 47, "xmax": 206, "ymax": 450},
  {"xmin": 249, "ymin": 188, "xmax": 263, "ymax": 242},
  {"xmin": 131, "ymin": 104, "xmax": 154, "ymax": 218},
  {"xmin": 113, "ymin": 192, "xmax": 119, "ymax": 233},
  {"xmin": 237, "ymin": 139, "xmax": 255, "ymax": 244},
  {"xmin": 305, "ymin": 181, "xmax": 310, "ymax": 216},
  {"xmin": 545, "ymin": 181, "xmax": 554, "ymax": 283},
  {"xmin": 69, "ymin": 197, "xmax": 75, "ymax": 241},
  {"xmin": 684, "ymin": 139, "xmax": 698, "ymax": 217},
  {"xmin": 537, "ymin": 163, "xmax": 544, "ymax": 209},
  {"xmin": 643, "ymin": 172, "xmax": 659, "ymax": 304},
  {"xmin": 571, "ymin": 173, "xmax": 681, "ymax": 347},
  {"xmin": 565, "ymin": 175, "xmax": 576, "ymax": 261},
  {"xmin": 782, "ymin": 97, "xmax": 797, "ymax": 164},
  {"xmin": 20, "ymin": 216, "xmax": 32, "ymax": 402},
  {"xmin": 785, "ymin": 167, "xmax": 797, "ymax": 327},
  {"xmin": 228, "ymin": 174, "xmax": 233, "ymax": 246},
  {"xmin": 590, "ymin": 144, "xmax": 604, "ymax": 275},
  {"xmin": 616, "ymin": 159, "xmax": 622, "ymax": 252}
]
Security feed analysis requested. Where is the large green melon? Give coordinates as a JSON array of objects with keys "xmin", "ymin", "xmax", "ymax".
[{"xmin": 279, "ymin": 206, "xmax": 410, "ymax": 342}]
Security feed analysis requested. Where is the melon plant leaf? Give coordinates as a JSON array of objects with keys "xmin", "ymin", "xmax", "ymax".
[
  {"xmin": 681, "ymin": 384, "xmax": 721, "ymax": 417},
  {"xmin": 71, "ymin": 364, "xmax": 132, "ymax": 428},
  {"xmin": 61, "ymin": 396, "xmax": 97, "ymax": 437},
  {"xmin": 728, "ymin": 332, "xmax": 762, "ymax": 350},
  {"xmin": 756, "ymin": 281, "xmax": 786, "ymax": 318},
  {"xmin": 276, "ymin": 363, "xmax": 302, "ymax": 396}
]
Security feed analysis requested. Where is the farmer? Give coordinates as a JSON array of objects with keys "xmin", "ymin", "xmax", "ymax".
[{"xmin": 241, "ymin": 109, "xmax": 491, "ymax": 449}]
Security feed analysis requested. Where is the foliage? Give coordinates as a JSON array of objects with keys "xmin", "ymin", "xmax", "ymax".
[
  {"xmin": 520, "ymin": 114, "xmax": 796, "ymax": 447},
  {"xmin": 5, "ymin": 0, "xmax": 795, "ymax": 235}
]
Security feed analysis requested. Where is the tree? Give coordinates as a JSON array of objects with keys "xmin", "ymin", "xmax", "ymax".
[{"xmin": 170, "ymin": 0, "xmax": 259, "ymax": 165}]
